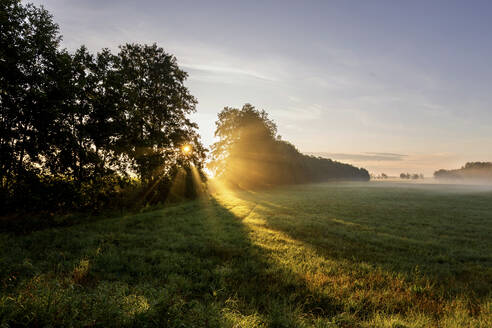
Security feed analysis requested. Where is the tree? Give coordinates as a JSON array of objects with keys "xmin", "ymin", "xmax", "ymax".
[
  {"xmin": 209, "ymin": 103, "xmax": 277, "ymax": 184},
  {"xmin": 1, "ymin": 1, "xmax": 207, "ymax": 214},
  {"xmin": 0, "ymin": 0, "xmax": 61, "ymax": 182},
  {"xmin": 209, "ymin": 104, "xmax": 369, "ymax": 188},
  {"xmin": 113, "ymin": 44, "xmax": 206, "ymax": 184},
  {"xmin": 400, "ymin": 173, "xmax": 410, "ymax": 179},
  {"xmin": 434, "ymin": 162, "xmax": 492, "ymax": 181}
]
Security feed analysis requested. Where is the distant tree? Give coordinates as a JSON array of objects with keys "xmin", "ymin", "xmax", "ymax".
[
  {"xmin": 400, "ymin": 173, "xmax": 410, "ymax": 179},
  {"xmin": 399, "ymin": 172, "xmax": 423, "ymax": 180},
  {"xmin": 434, "ymin": 162, "xmax": 492, "ymax": 180},
  {"xmin": 434, "ymin": 169, "xmax": 450, "ymax": 179},
  {"xmin": 381, "ymin": 173, "xmax": 388, "ymax": 179},
  {"xmin": 464, "ymin": 162, "xmax": 492, "ymax": 170}
]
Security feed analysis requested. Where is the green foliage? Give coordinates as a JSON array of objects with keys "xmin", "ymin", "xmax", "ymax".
[
  {"xmin": 0, "ymin": 1, "xmax": 206, "ymax": 216},
  {"xmin": 209, "ymin": 104, "xmax": 369, "ymax": 188},
  {"xmin": 115, "ymin": 43, "xmax": 206, "ymax": 183},
  {"xmin": 1, "ymin": 182, "xmax": 491, "ymax": 326},
  {"xmin": 0, "ymin": 0, "xmax": 61, "ymax": 180}
]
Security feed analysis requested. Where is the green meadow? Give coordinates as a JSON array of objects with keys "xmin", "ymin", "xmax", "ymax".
[{"xmin": 1, "ymin": 181, "xmax": 491, "ymax": 327}]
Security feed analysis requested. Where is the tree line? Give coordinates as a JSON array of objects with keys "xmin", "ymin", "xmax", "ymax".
[
  {"xmin": 1, "ymin": 0, "xmax": 206, "ymax": 217},
  {"xmin": 1, "ymin": 1, "xmax": 369, "ymax": 222},
  {"xmin": 208, "ymin": 104, "xmax": 369, "ymax": 188},
  {"xmin": 434, "ymin": 162, "xmax": 492, "ymax": 181},
  {"xmin": 400, "ymin": 173, "xmax": 424, "ymax": 180}
]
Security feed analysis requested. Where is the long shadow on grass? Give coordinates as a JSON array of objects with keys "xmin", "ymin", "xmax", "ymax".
[
  {"xmin": 152, "ymin": 195, "xmax": 347, "ymax": 326},
  {"xmin": 1, "ymin": 196, "xmax": 348, "ymax": 327},
  {"xmin": 228, "ymin": 188, "xmax": 492, "ymax": 319},
  {"xmin": 109, "ymin": 195, "xmax": 351, "ymax": 326},
  {"xmin": 3, "ymin": 186, "xmax": 490, "ymax": 326}
]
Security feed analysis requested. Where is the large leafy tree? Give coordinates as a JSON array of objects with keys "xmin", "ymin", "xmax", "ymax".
[
  {"xmin": 114, "ymin": 44, "xmax": 206, "ymax": 183},
  {"xmin": 0, "ymin": 0, "xmax": 61, "ymax": 182},
  {"xmin": 209, "ymin": 103, "xmax": 369, "ymax": 188},
  {"xmin": 209, "ymin": 104, "xmax": 286, "ymax": 187},
  {"xmin": 1, "ymin": 1, "xmax": 206, "ymax": 213},
  {"xmin": 44, "ymin": 47, "xmax": 103, "ymax": 181}
]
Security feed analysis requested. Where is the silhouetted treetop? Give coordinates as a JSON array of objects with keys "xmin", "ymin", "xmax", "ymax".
[
  {"xmin": 209, "ymin": 104, "xmax": 369, "ymax": 188},
  {"xmin": 1, "ymin": 1, "xmax": 206, "ymax": 215},
  {"xmin": 434, "ymin": 162, "xmax": 492, "ymax": 181}
]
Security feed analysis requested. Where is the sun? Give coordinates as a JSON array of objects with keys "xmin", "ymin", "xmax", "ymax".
[{"xmin": 182, "ymin": 144, "xmax": 192, "ymax": 155}]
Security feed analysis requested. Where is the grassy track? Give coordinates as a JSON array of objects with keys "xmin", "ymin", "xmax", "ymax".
[{"xmin": 1, "ymin": 181, "xmax": 491, "ymax": 327}]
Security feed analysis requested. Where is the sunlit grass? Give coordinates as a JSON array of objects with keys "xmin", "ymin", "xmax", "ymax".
[
  {"xmin": 1, "ymin": 181, "xmax": 491, "ymax": 327},
  {"xmin": 210, "ymin": 182, "xmax": 492, "ymax": 326}
]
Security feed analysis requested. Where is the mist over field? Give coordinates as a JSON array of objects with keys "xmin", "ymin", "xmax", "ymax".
[{"xmin": 370, "ymin": 180, "xmax": 492, "ymax": 194}]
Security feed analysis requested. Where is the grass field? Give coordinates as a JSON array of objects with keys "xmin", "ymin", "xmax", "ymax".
[{"xmin": 1, "ymin": 181, "xmax": 491, "ymax": 327}]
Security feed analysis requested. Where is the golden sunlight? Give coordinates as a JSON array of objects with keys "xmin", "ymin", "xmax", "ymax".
[{"xmin": 182, "ymin": 144, "xmax": 192, "ymax": 155}]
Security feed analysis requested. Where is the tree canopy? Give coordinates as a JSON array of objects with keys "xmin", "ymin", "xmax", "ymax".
[
  {"xmin": 0, "ymin": 0, "xmax": 206, "ymax": 215},
  {"xmin": 209, "ymin": 104, "xmax": 369, "ymax": 188},
  {"xmin": 1, "ymin": 1, "xmax": 371, "ymax": 220}
]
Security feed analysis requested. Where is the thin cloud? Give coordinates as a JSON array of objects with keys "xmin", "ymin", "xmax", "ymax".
[
  {"xmin": 182, "ymin": 63, "xmax": 276, "ymax": 82},
  {"xmin": 307, "ymin": 152, "xmax": 407, "ymax": 162}
]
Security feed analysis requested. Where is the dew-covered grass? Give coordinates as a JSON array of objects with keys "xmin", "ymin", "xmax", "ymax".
[{"xmin": 1, "ymin": 181, "xmax": 491, "ymax": 327}]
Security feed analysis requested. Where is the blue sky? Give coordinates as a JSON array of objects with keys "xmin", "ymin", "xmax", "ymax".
[{"xmin": 29, "ymin": 0, "xmax": 492, "ymax": 175}]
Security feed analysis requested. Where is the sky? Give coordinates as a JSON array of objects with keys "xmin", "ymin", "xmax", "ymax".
[{"xmin": 28, "ymin": 0, "xmax": 492, "ymax": 176}]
